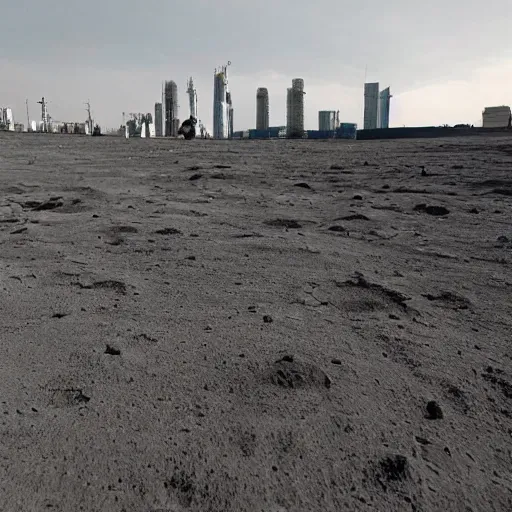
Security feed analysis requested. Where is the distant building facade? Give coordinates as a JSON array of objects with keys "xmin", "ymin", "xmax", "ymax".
[
  {"xmin": 378, "ymin": 87, "xmax": 392, "ymax": 129},
  {"xmin": 318, "ymin": 110, "xmax": 339, "ymax": 131},
  {"xmin": 0, "ymin": 107, "xmax": 14, "ymax": 131},
  {"xmin": 164, "ymin": 81, "xmax": 178, "ymax": 137},
  {"xmin": 256, "ymin": 88, "xmax": 269, "ymax": 131},
  {"xmin": 482, "ymin": 106, "xmax": 511, "ymax": 128},
  {"xmin": 364, "ymin": 82, "xmax": 379, "ymax": 130},
  {"xmin": 213, "ymin": 64, "xmax": 231, "ymax": 139},
  {"xmin": 286, "ymin": 78, "xmax": 305, "ymax": 138},
  {"xmin": 154, "ymin": 102, "xmax": 163, "ymax": 137}
]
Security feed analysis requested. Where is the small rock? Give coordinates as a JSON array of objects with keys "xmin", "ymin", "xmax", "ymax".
[
  {"xmin": 52, "ymin": 313, "xmax": 68, "ymax": 319},
  {"xmin": 389, "ymin": 314, "xmax": 400, "ymax": 320},
  {"xmin": 451, "ymin": 164, "xmax": 464, "ymax": 170},
  {"xmin": 353, "ymin": 195, "xmax": 363, "ymax": 200},
  {"xmin": 328, "ymin": 225, "xmax": 346, "ymax": 232},
  {"xmin": 186, "ymin": 256, "xmax": 196, "ymax": 261},
  {"xmin": 10, "ymin": 227, "xmax": 27, "ymax": 235},
  {"xmin": 331, "ymin": 358, "xmax": 342, "ymax": 365},
  {"xmin": 469, "ymin": 208, "xmax": 479, "ymax": 214},
  {"xmin": 426, "ymin": 400, "xmax": 443, "ymax": 420},
  {"xmin": 281, "ymin": 355, "xmax": 294, "ymax": 363},
  {"xmin": 189, "ymin": 173, "xmax": 203, "ymax": 181},
  {"xmin": 382, "ymin": 184, "xmax": 390, "ymax": 189},
  {"xmin": 294, "ymin": 182, "xmax": 311, "ymax": 189},
  {"xmin": 105, "ymin": 345, "xmax": 121, "ymax": 356},
  {"xmin": 363, "ymin": 161, "xmax": 369, "ymax": 166},
  {"xmin": 421, "ymin": 169, "xmax": 428, "ymax": 176},
  {"xmin": 263, "ymin": 315, "xmax": 273, "ymax": 323},
  {"xmin": 497, "ymin": 236, "xmax": 509, "ymax": 244}
]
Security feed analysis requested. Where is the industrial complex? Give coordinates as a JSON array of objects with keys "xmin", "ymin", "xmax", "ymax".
[{"xmin": 1, "ymin": 62, "xmax": 511, "ymax": 140}]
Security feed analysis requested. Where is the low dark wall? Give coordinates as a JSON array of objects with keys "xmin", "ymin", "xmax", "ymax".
[{"xmin": 356, "ymin": 126, "xmax": 512, "ymax": 140}]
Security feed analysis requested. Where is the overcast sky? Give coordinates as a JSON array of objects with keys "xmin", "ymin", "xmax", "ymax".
[{"xmin": 1, "ymin": 0, "xmax": 511, "ymax": 131}]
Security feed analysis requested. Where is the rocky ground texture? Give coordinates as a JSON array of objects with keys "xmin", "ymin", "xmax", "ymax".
[{"xmin": 0, "ymin": 133, "xmax": 511, "ymax": 511}]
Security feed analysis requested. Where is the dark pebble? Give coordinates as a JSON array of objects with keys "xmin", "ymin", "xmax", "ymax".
[
  {"xmin": 105, "ymin": 345, "xmax": 121, "ymax": 356},
  {"xmin": 353, "ymin": 195, "xmax": 363, "ymax": 200},
  {"xmin": 426, "ymin": 400, "xmax": 443, "ymax": 420},
  {"xmin": 281, "ymin": 355, "xmax": 294, "ymax": 363},
  {"xmin": 263, "ymin": 315, "xmax": 273, "ymax": 323},
  {"xmin": 331, "ymin": 358, "xmax": 342, "ymax": 365}
]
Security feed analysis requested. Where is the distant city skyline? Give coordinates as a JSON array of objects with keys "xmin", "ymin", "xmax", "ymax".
[{"xmin": 1, "ymin": 1, "xmax": 510, "ymax": 131}]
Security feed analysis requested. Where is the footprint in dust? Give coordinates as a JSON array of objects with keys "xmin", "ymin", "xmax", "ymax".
[
  {"xmin": 422, "ymin": 291, "xmax": 471, "ymax": 310},
  {"xmin": 48, "ymin": 388, "xmax": 90, "ymax": 408},
  {"xmin": 264, "ymin": 356, "xmax": 331, "ymax": 390},
  {"xmin": 77, "ymin": 280, "xmax": 127, "ymax": 295},
  {"xmin": 264, "ymin": 219, "xmax": 302, "ymax": 229},
  {"xmin": 330, "ymin": 274, "xmax": 410, "ymax": 314}
]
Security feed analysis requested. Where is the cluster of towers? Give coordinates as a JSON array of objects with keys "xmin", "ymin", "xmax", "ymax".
[
  {"xmin": 364, "ymin": 83, "xmax": 391, "ymax": 130},
  {"xmin": 153, "ymin": 77, "xmax": 209, "ymax": 139},
  {"xmin": 255, "ymin": 79, "xmax": 306, "ymax": 137}
]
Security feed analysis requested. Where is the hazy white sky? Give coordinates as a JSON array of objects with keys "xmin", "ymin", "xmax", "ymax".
[{"xmin": 1, "ymin": 0, "xmax": 511, "ymax": 130}]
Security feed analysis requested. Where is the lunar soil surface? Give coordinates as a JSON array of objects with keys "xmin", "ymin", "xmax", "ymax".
[{"xmin": 1, "ymin": 133, "xmax": 511, "ymax": 511}]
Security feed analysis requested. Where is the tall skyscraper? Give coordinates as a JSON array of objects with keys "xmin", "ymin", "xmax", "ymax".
[
  {"xmin": 227, "ymin": 91, "xmax": 233, "ymax": 138},
  {"xmin": 213, "ymin": 63, "xmax": 231, "ymax": 139},
  {"xmin": 318, "ymin": 110, "xmax": 339, "ymax": 131},
  {"xmin": 187, "ymin": 77, "xmax": 197, "ymax": 119},
  {"xmin": 378, "ymin": 87, "xmax": 392, "ymax": 129},
  {"xmin": 286, "ymin": 78, "xmax": 305, "ymax": 138},
  {"xmin": 256, "ymin": 88, "xmax": 269, "ymax": 130},
  {"xmin": 364, "ymin": 82, "xmax": 379, "ymax": 130},
  {"xmin": 164, "ymin": 80, "xmax": 178, "ymax": 137},
  {"xmin": 154, "ymin": 103, "xmax": 163, "ymax": 137}
]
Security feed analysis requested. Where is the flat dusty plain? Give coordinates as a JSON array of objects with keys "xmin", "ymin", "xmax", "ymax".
[{"xmin": 0, "ymin": 133, "xmax": 511, "ymax": 511}]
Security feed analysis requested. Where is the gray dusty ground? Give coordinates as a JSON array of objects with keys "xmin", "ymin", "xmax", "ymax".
[{"xmin": 1, "ymin": 133, "xmax": 511, "ymax": 511}]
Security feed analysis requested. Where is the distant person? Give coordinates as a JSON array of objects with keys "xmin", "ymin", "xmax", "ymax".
[{"xmin": 178, "ymin": 116, "xmax": 197, "ymax": 140}]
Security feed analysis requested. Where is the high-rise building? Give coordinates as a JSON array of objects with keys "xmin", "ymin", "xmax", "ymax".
[
  {"xmin": 227, "ymin": 91, "xmax": 233, "ymax": 138},
  {"xmin": 213, "ymin": 63, "xmax": 231, "ymax": 139},
  {"xmin": 256, "ymin": 88, "xmax": 269, "ymax": 130},
  {"xmin": 286, "ymin": 78, "xmax": 305, "ymax": 138},
  {"xmin": 378, "ymin": 87, "xmax": 392, "ymax": 129},
  {"xmin": 364, "ymin": 82, "xmax": 379, "ymax": 130},
  {"xmin": 318, "ymin": 110, "xmax": 339, "ymax": 131},
  {"xmin": 154, "ymin": 103, "xmax": 163, "ymax": 137},
  {"xmin": 164, "ymin": 80, "xmax": 178, "ymax": 137},
  {"xmin": 187, "ymin": 77, "xmax": 197, "ymax": 119},
  {"xmin": 0, "ymin": 108, "xmax": 14, "ymax": 131},
  {"xmin": 482, "ymin": 106, "xmax": 511, "ymax": 128}
]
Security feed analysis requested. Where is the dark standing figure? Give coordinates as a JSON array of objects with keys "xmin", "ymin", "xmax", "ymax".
[{"xmin": 178, "ymin": 116, "xmax": 198, "ymax": 140}]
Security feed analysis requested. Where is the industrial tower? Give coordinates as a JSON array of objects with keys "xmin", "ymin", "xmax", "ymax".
[{"xmin": 37, "ymin": 97, "xmax": 49, "ymax": 133}]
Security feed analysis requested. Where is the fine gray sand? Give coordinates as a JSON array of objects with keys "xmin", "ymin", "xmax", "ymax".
[{"xmin": 1, "ymin": 133, "xmax": 511, "ymax": 511}]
